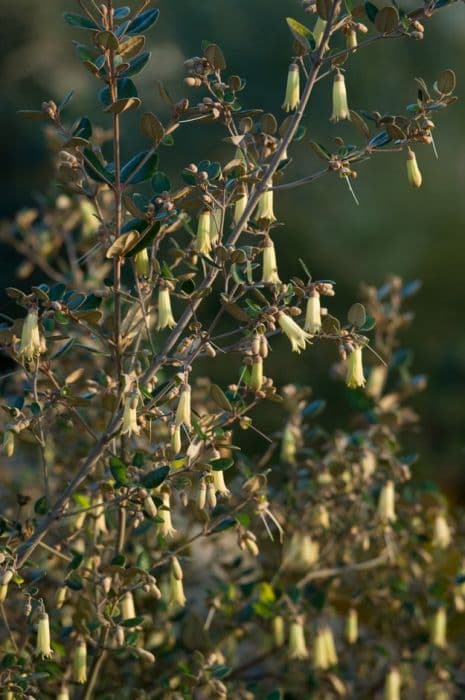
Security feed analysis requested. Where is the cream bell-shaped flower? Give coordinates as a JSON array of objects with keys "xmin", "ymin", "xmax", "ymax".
[
  {"xmin": 57, "ymin": 684, "xmax": 70, "ymax": 700},
  {"xmin": 156, "ymin": 286, "xmax": 176, "ymax": 330},
  {"xmin": 36, "ymin": 612, "xmax": 53, "ymax": 658},
  {"xmin": 73, "ymin": 639, "xmax": 87, "ymax": 685},
  {"xmin": 121, "ymin": 591, "xmax": 136, "ymax": 621},
  {"xmin": 377, "ymin": 480, "xmax": 396, "ymax": 523},
  {"xmin": 135, "ymin": 248, "xmax": 150, "ymax": 277},
  {"xmin": 196, "ymin": 209, "xmax": 212, "ymax": 255},
  {"xmin": 175, "ymin": 383, "xmax": 192, "ymax": 430},
  {"xmin": 262, "ymin": 237, "xmax": 281, "ymax": 284},
  {"xmin": 273, "ymin": 615, "xmax": 285, "ymax": 648},
  {"xmin": 433, "ymin": 514, "xmax": 451, "ymax": 548},
  {"xmin": 254, "ymin": 186, "xmax": 276, "ymax": 223},
  {"xmin": 233, "ymin": 188, "xmax": 248, "ymax": 225},
  {"xmin": 249, "ymin": 356, "xmax": 264, "ymax": 390},
  {"xmin": 384, "ymin": 667, "xmax": 401, "ymax": 700},
  {"xmin": 19, "ymin": 310, "xmax": 43, "ymax": 361},
  {"xmin": 346, "ymin": 345, "xmax": 366, "ymax": 388},
  {"xmin": 430, "ymin": 606, "xmax": 447, "ymax": 648},
  {"xmin": 282, "ymin": 63, "xmax": 300, "ymax": 112},
  {"xmin": 121, "ymin": 390, "xmax": 140, "ymax": 437},
  {"xmin": 288, "ymin": 617, "xmax": 309, "ymax": 660},
  {"xmin": 304, "ymin": 291, "xmax": 322, "ymax": 334},
  {"xmin": 278, "ymin": 312, "xmax": 312, "ymax": 353},
  {"xmin": 213, "ymin": 468, "xmax": 230, "ymax": 497},
  {"xmin": 331, "ymin": 71, "xmax": 350, "ymax": 123},
  {"xmin": 159, "ymin": 487, "xmax": 176, "ymax": 538}
]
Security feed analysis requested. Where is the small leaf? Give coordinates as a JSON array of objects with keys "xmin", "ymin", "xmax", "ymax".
[
  {"xmin": 63, "ymin": 12, "xmax": 99, "ymax": 30},
  {"xmin": 121, "ymin": 151, "xmax": 159, "ymax": 185},
  {"xmin": 96, "ymin": 30, "xmax": 120, "ymax": 50},
  {"xmin": 121, "ymin": 616, "xmax": 145, "ymax": 628},
  {"xmin": 204, "ymin": 43, "xmax": 226, "ymax": 70},
  {"xmin": 436, "ymin": 69, "xmax": 456, "ymax": 95},
  {"xmin": 119, "ymin": 35, "xmax": 145, "ymax": 61},
  {"xmin": 110, "ymin": 456, "xmax": 129, "ymax": 486},
  {"xmin": 286, "ymin": 17, "xmax": 313, "ymax": 52},
  {"xmin": 309, "ymin": 141, "xmax": 332, "ymax": 161},
  {"xmin": 349, "ymin": 111, "xmax": 370, "ymax": 139},
  {"xmin": 211, "ymin": 384, "xmax": 233, "ymax": 412},
  {"xmin": 211, "ymin": 517, "xmax": 236, "ymax": 533},
  {"xmin": 140, "ymin": 466, "xmax": 170, "ymax": 489},
  {"xmin": 124, "ymin": 51, "xmax": 151, "ymax": 78},
  {"xmin": 375, "ymin": 6, "xmax": 399, "ymax": 33},
  {"xmin": 83, "ymin": 148, "xmax": 115, "ymax": 184},
  {"xmin": 106, "ymin": 231, "xmax": 140, "ymax": 258},
  {"xmin": 210, "ymin": 458, "xmax": 234, "ymax": 471},
  {"xmin": 34, "ymin": 496, "xmax": 48, "ymax": 516},
  {"xmin": 151, "ymin": 172, "xmax": 171, "ymax": 195},
  {"xmin": 104, "ymin": 97, "xmax": 141, "ymax": 114},
  {"xmin": 127, "ymin": 8, "xmax": 160, "ymax": 35},
  {"xmin": 66, "ymin": 575, "xmax": 83, "ymax": 591},
  {"xmin": 365, "ymin": 1, "xmax": 379, "ymax": 23},
  {"xmin": 141, "ymin": 112, "xmax": 165, "ymax": 141},
  {"xmin": 347, "ymin": 303, "xmax": 367, "ymax": 328}
]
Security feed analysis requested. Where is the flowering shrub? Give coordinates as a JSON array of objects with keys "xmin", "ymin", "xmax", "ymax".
[{"xmin": 0, "ymin": 1, "xmax": 463, "ymax": 698}]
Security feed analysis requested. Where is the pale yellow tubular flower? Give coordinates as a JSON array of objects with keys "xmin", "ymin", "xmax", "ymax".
[
  {"xmin": 278, "ymin": 312, "xmax": 312, "ymax": 353},
  {"xmin": 273, "ymin": 615, "xmax": 285, "ymax": 647},
  {"xmin": 175, "ymin": 383, "xmax": 192, "ymax": 430},
  {"xmin": 121, "ymin": 591, "xmax": 136, "ymax": 621},
  {"xmin": 19, "ymin": 310, "xmax": 43, "ymax": 361},
  {"xmin": 35, "ymin": 612, "xmax": 53, "ymax": 658},
  {"xmin": 313, "ymin": 17, "xmax": 327, "ymax": 47},
  {"xmin": 433, "ymin": 514, "xmax": 451, "ymax": 549},
  {"xmin": 212, "ymin": 468, "xmax": 230, "ymax": 497},
  {"xmin": 170, "ymin": 573, "xmax": 187, "ymax": 608},
  {"xmin": 262, "ymin": 237, "xmax": 281, "ymax": 284},
  {"xmin": 121, "ymin": 390, "xmax": 140, "ymax": 437},
  {"xmin": 377, "ymin": 481, "xmax": 396, "ymax": 523},
  {"xmin": 406, "ymin": 147, "xmax": 422, "ymax": 188},
  {"xmin": 233, "ymin": 188, "xmax": 248, "ymax": 225},
  {"xmin": 346, "ymin": 346, "xmax": 366, "ymax": 388},
  {"xmin": 73, "ymin": 639, "xmax": 87, "ymax": 685},
  {"xmin": 250, "ymin": 356, "xmax": 263, "ymax": 390},
  {"xmin": 196, "ymin": 209, "xmax": 212, "ymax": 254},
  {"xmin": 156, "ymin": 286, "xmax": 176, "ymax": 330},
  {"xmin": 254, "ymin": 186, "xmax": 276, "ymax": 223},
  {"xmin": 346, "ymin": 607, "xmax": 358, "ymax": 644},
  {"xmin": 430, "ymin": 606, "xmax": 447, "ymax": 648},
  {"xmin": 331, "ymin": 71, "xmax": 350, "ymax": 123},
  {"xmin": 304, "ymin": 291, "xmax": 322, "ymax": 334},
  {"xmin": 135, "ymin": 248, "xmax": 150, "ymax": 277},
  {"xmin": 282, "ymin": 63, "xmax": 300, "ymax": 112},
  {"xmin": 288, "ymin": 618, "xmax": 309, "ymax": 660},
  {"xmin": 384, "ymin": 667, "xmax": 401, "ymax": 700},
  {"xmin": 160, "ymin": 488, "xmax": 176, "ymax": 538}
]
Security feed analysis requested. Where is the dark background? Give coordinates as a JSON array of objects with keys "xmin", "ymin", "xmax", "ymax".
[{"xmin": 1, "ymin": 1, "xmax": 464, "ymax": 494}]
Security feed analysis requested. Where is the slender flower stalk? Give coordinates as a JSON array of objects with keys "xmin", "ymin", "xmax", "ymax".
[
  {"xmin": 35, "ymin": 611, "xmax": 53, "ymax": 658},
  {"xmin": 156, "ymin": 286, "xmax": 176, "ymax": 330},
  {"xmin": 175, "ymin": 383, "xmax": 192, "ymax": 430},
  {"xmin": 196, "ymin": 209, "xmax": 212, "ymax": 254},
  {"xmin": 331, "ymin": 71, "xmax": 350, "ymax": 122},
  {"xmin": 254, "ymin": 186, "xmax": 276, "ymax": 223},
  {"xmin": 304, "ymin": 291, "xmax": 322, "ymax": 334},
  {"xmin": 282, "ymin": 63, "xmax": 300, "ymax": 112},
  {"xmin": 261, "ymin": 237, "xmax": 281, "ymax": 284},
  {"xmin": 278, "ymin": 312, "xmax": 312, "ymax": 353},
  {"xmin": 406, "ymin": 147, "xmax": 422, "ymax": 188},
  {"xmin": 346, "ymin": 346, "xmax": 366, "ymax": 388}
]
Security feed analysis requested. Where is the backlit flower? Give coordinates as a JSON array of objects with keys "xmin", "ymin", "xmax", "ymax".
[
  {"xmin": 262, "ymin": 237, "xmax": 281, "ymax": 284},
  {"xmin": 156, "ymin": 286, "xmax": 176, "ymax": 330},
  {"xmin": 288, "ymin": 618, "xmax": 309, "ymax": 660},
  {"xmin": 406, "ymin": 147, "xmax": 422, "ymax": 188},
  {"xmin": 346, "ymin": 346, "xmax": 366, "ymax": 388},
  {"xmin": 282, "ymin": 63, "xmax": 300, "ymax": 112},
  {"xmin": 278, "ymin": 312, "xmax": 312, "ymax": 353},
  {"xmin": 196, "ymin": 209, "xmax": 212, "ymax": 255},
  {"xmin": 331, "ymin": 71, "xmax": 350, "ymax": 123},
  {"xmin": 254, "ymin": 186, "xmax": 276, "ymax": 223},
  {"xmin": 36, "ymin": 612, "xmax": 53, "ymax": 658},
  {"xmin": 304, "ymin": 291, "xmax": 322, "ymax": 334}
]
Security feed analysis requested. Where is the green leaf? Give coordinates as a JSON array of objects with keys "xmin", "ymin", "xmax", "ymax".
[
  {"xmin": 121, "ymin": 151, "xmax": 159, "ymax": 185},
  {"xmin": 347, "ymin": 303, "xmax": 366, "ymax": 328},
  {"xmin": 83, "ymin": 148, "xmax": 115, "ymax": 184},
  {"xmin": 110, "ymin": 456, "xmax": 129, "ymax": 486},
  {"xmin": 140, "ymin": 466, "xmax": 170, "ymax": 489},
  {"xmin": 64, "ymin": 12, "xmax": 99, "ymax": 30},
  {"xmin": 121, "ymin": 616, "xmax": 145, "ymax": 627},
  {"xmin": 126, "ymin": 222, "xmax": 161, "ymax": 257},
  {"xmin": 211, "ymin": 517, "xmax": 236, "ymax": 533},
  {"xmin": 286, "ymin": 17, "xmax": 313, "ymax": 52},
  {"xmin": 210, "ymin": 384, "xmax": 233, "ymax": 412},
  {"xmin": 66, "ymin": 574, "xmax": 83, "ymax": 591},
  {"xmin": 68, "ymin": 553, "xmax": 84, "ymax": 571},
  {"xmin": 210, "ymin": 458, "xmax": 234, "ymax": 471},
  {"xmin": 99, "ymin": 78, "xmax": 138, "ymax": 107},
  {"xmin": 124, "ymin": 51, "xmax": 151, "ymax": 78},
  {"xmin": 34, "ymin": 496, "xmax": 48, "ymax": 515},
  {"xmin": 151, "ymin": 172, "xmax": 171, "ymax": 195},
  {"xmin": 365, "ymin": 1, "xmax": 379, "ymax": 23},
  {"xmin": 127, "ymin": 8, "xmax": 160, "ymax": 35}
]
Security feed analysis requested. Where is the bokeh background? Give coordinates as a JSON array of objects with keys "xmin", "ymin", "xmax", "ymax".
[{"xmin": 1, "ymin": 1, "xmax": 465, "ymax": 494}]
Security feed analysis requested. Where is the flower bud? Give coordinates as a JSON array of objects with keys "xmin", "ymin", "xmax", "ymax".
[
  {"xmin": 273, "ymin": 615, "xmax": 285, "ymax": 647},
  {"xmin": 2, "ymin": 431, "xmax": 15, "ymax": 457},
  {"xmin": 171, "ymin": 425, "xmax": 182, "ymax": 455},
  {"xmin": 313, "ymin": 17, "xmax": 328, "ymax": 47},
  {"xmin": 304, "ymin": 291, "xmax": 322, "ymax": 334},
  {"xmin": 170, "ymin": 573, "xmax": 187, "ymax": 607},
  {"xmin": 35, "ymin": 612, "xmax": 53, "ymax": 658},
  {"xmin": 159, "ymin": 488, "xmax": 176, "ymax": 538},
  {"xmin": 196, "ymin": 209, "xmax": 212, "ymax": 255},
  {"xmin": 377, "ymin": 481, "xmax": 396, "ymax": 523},
  {"xmin": 135, "ymin": 248, "xmax": 150, "ymax": 277},
  {"xmin": 175, "ymin": 384, "xmax": 192, "ymax": 430},
  {"xmin": 281, "ymin": 425, "xmax": 297, "ymax": 465},
  {"xmin": 288, "ymin": 618, "xmax": 308, "ymax": 660},
  {"xmin": 156, "ymin": 286, "xmax": 176, "ymax": 330},
  {"xmin": 144, "ymin": 495, "xmax": 158, "ymax": 519},
  {"xmin": 254, "ymin": 186, "xmax": 277, "ymax": 224},
  {"xmin": 198, "ymin": 477, "xmax": 207, "ymax": 510},
  {"xmin": 233, "ymin": 188, "xmax": 248, "ymax": 225},
  {"xmin": 346, "ymin": 346, "xmax": 366, "ymax": 389},
  {"xmin": 56, "ymin": 586, "xmax": 67, "ymax": 610},
  {"xmin": 347, "ymin": 28, "xmax": 358, "ymax": 50},
  {"xmin": 278, "ymin": 312, "xmax": 311, "ymax": 354},
  {"xmin": 430, "ymin": 606, "xmax": 447, "ymax": 648},
  {"xmin": 73, "ymin": 640, "xmax": 87, "ymax": 684},
  {"xmin": 331, "ymin": 71, "xmax": 350, "ymax": 123},
  {"xmin": 261, "ymin": 237, "xmax": 281, "ymax": 285},
  {"xmin": 406, "ymin": 148, "xmax": 422, "ymax": 188},
  {"xmin": 282, "ymin": 63, "xmax": 300, "ymax": 112},
  {"xmin": 346, "ymin": 608, "xmax": 358, "ymax": 644},
  {"xmin": 249, "ymin": 356, "xmax": 264, "ymax": 390},
  {"xmin": 384, "ymin": 667, "xmax": 401, "ymax": 700},
  {"xmin": 57, "ymin": 684, "xmax": 70, "ymax": 700}
]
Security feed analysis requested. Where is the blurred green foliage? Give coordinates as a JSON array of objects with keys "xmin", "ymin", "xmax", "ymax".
[{"xmin": 1, "ymin": 0, "xmax": 465, "ymax": 494}]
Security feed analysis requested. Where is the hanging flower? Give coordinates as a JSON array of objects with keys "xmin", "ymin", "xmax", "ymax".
[
  {"xmin": 249, "ymin": 356, "xmax": 264, "ymax": 390},
  {"xmin": 322, "ymin": 626, "xmax": 338, "ymax": 666},
  {"xmin": 19, "ymin": 310, "xmax": 43, "ymax": 361},
  {"xmin": 331, "ymin": 71, "xmax": 350, "ymax": 123},
  {"xmin": 210, "ymin": 207, "xmax": 222, "ymax": 245},
  {"xmin": 3, "ymin": 431, "xmax": 15, "ymax": 458},
  {"xmin": 171, "ymin": 425, "xmax": 182, "ymax": 455},
  {"xmin": 156, "ymin": 285, "xmax": 176, "ymax": 330},
  {"xmin": 35, "ymin": 611, "xmax": 53, "ymax": 658},
  {"xmin": 196, "ymin": 209, "xmax": 212, "ymax": 255},
  {"xmin": 135, "ymin": 248, "xmax": 150, "ymax": 277},
  {"xmin": 430, "ymin": 606, "xmax": 447, "ymax": 648},
  {"xmin": 346, "ymin": 608, "xmax": 358, "ymax": 644},
  {"xmin": 433, "ymin": 514, "xmax": 451, "ymax": 548},
  {"xmin": 121, "ymin": 390, "xmax": 140, "ymax": 437},
  {"xmin": 273, "ymin": 615, "xmax": 285, "ymax": 648},
  {"xmin": 262, "ymin": 237, "xmax": 281, "ymax": 284},
  {"xmin": 406, "ymin": 147, "xmax": 422, "ymax": 188},
  {"xmin": 346, "ymin": 28, "xmax": 357, "ymax": 50},
  {"xmin": 281, "ymin": 424, "xmax": 297, "ymax": 464},
  {"xmin": 159, "ymin": 487, "xmax": 176, "ymax": 538},
  {"xmin": 254, "ymin": 186, "xmax": 276, "ymax": 223},
  {"xmin": 233, "ymin": 187, "xmax": 248, "ymax": 225},
  {"xmin": 56, "ymin": 586, "xmax": 67, "ymax": 610},
  {"xmin": 313, "ymin": 628, "xmax": 329, "ymax": 670},
  {"xmin": 282, "ymin": 63, "xmax": 300, "ymax": 112},
  {"xmin": 346, "ymin": 345, "xmax": 366, "ymax": 388},
  {"xmin": 144, "ymin": 494, "xmax": 158, "ymax": 519},
  {"xmin": 197, "ymin": 477, "xmax": 207, "ymax": 510},
  {"xmin": 170, "ymin": 558, "xmax": 187, "ymax": 607},
  {"xmin": 313, "ymin": 17, "xmax": 327, "ymax": 47},
  {"xmin": 121, "ymin": 591, "xmax": 136, "ymax": 621},
  {"xmin": 278, "ymin": 312, "xmax": 312, "ymax": 353},
  {"xmin": 384, "ymin": 667, "xmax": 401, "ymax": 700},
  {"xmin": 304, "ymin": 291, "xmax": 322, "ymax": 334},
  {"xmin": 288, "ymin": 617, "xmax": 309, "ymax": 660},
  {"xmin": 377, "ymin": 481, "xmax": 396, "ymax": 523},
  {"xmin": 73, "ymin": 639, "xmax": 87, "ymax": 685},
  {"xmin": 213, "ymin": 469, "xmax": 230, "ymax": 497},
  {"xmin": 57, "ymin": 684, "xmax": 70, "ymax": 700},
  {"xmin": 175, "ymin": 383, "xmax": 192, "ymax": 430}
]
